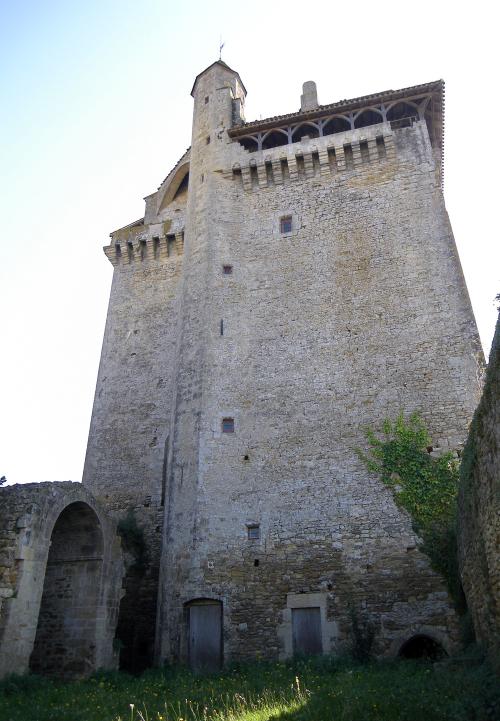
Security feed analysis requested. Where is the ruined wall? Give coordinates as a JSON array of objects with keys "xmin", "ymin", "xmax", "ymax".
[
  {"xmin": 157, "ymin": 66, "xmax": 482, "ymax": 664},
  {"xmin": 82, "ymin": 161, "xmax": 187, "ymax": 670},
  {"xmin": 458, "ymin": 311, "xmax": 500, "ymax": 670},
  {"xmin": 0, "ymin": 483, "xmax": 123, "ymax": 679}
]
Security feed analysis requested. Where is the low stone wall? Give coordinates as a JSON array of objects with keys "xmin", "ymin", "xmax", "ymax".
[
  {"xmin": 458, "ymin": 311, "xmax": 500, "ymax": 671},
  {"xmin": 0, "ymin": 482, "xmax": 124, "ymax": 678}
]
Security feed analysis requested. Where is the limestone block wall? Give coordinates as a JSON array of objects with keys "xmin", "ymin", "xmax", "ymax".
[
  {"xmin": 458, "ymin": 311, "xmax": 500, "ymax": 671},
  {"xmin": 0, "ymin": 482, "xmax": 123, "ymax": 679},
  {"xmin": 157, "ymin": 67, "xmax": 482, "ymax": 664},
  {"xmin": 83, "ymin": 196, "xmax": 185, "ymax": 670}
]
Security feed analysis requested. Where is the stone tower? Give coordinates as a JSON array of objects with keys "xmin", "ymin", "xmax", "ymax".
[{"xmin": 83, "ymin": 61, "xmax": 482, "ymax": 670}]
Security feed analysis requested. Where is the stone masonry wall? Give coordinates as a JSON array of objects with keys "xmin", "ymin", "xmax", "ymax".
[
  {"xmin": 458, "ymin": 310, "xmax": 500, "ymax": 671},
  {"xmin": 0, "ymin": 482, "xmax": 123, "ymax": 678},
  {"xmin": 157, "ymin": 65, "xmax": 482, "ymax": 664},
  {"xmin": 82, "ymin": 188, "xmax": 186, "ymax": 670}
]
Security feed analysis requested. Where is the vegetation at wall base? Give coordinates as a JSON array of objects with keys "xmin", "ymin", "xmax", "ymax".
[
  {"xmin": 0, "ymin": 657, "xmax": 498, "ymax": 721},
  {"xmin": 117, "ymin": 509, "xmax": 149, "ymax": 573},
  {"xmin": 356, "ymin": 412, "xmax": 466, "ymax": 612}
]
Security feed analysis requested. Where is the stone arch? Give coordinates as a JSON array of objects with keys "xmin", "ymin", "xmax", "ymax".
[
  {"xmin": 398, "ymin": 633, "xmax": 447, "ymax": 660},
  {"xmin": 29, "ymin": 502, "xmax": 104, "ymax": 678},
  {"xmin": 0, "ymin": 482, "xmax": 123, "ymax": 679},
  {"xmin": 354, "ymin": 107, "xmax": 384, "ymax": 129},
  {"xmin": 158, "ymin": 162, "xmax": 190, "ymax": 211}
]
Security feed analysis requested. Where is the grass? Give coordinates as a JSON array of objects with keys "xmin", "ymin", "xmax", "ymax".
[{"xmin": 0, "ymin": 656, "xmax": 498, "ymax": 721}]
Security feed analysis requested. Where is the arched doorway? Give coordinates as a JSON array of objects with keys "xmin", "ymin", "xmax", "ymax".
[
  {"xmin": 29, "ymin": 502, "xmax": 104, "ymax": 678},
  {"xmin": 399, "ymin": 634, "xmax": 447, "ymax": 660},
  {"xmin": 185, "ymin": 599, "xmax": 223, "ymax": 672}
]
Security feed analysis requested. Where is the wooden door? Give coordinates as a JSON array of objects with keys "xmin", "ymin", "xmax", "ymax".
[
  {"xmin": 188, "ymin": 601, "xmax": 222, "ymax": 672},
  {"xmin": 292, "ymin": 607, "xmax": 322, "ymax": 656}
]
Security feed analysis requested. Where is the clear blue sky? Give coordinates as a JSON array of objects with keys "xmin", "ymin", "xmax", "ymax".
[{"xmin": 1, "ymin": 0, "xmax": 498, "ymax": 484}]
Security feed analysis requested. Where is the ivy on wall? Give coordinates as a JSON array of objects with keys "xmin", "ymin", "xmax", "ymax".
[{"xmin": 357, "ymin": 413, "xmax": 465, "ymax": 612}]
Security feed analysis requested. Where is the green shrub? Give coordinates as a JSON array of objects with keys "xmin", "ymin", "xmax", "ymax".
[{"xmin": 357, "ymin": 413, "xmax": 464, "ymax": 611}]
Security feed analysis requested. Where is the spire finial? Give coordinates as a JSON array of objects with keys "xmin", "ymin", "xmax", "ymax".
[{"xmin": 219, "ymin": 37, "xmax": 225, "ymax": 61}]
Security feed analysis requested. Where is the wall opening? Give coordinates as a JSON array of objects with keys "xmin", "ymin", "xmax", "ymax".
[
  {"xmin": 398, "ymin": 634, "xmax": 447, "ymax": 660},
  {"xmin": 354, "ymin": 109, "xmax": 384, "ymax": 129},
  {"xmin": 292, "ymin": 123, "xmax": 320, "ymax": 142},
  {"xmin": 323, "ymin": 116, "xmax": 351, "ymax": 136},
  {"xmin": 262, "ymin": 130, "xmax": 288, "ymax": 150},
  {"xmin": 376, "ymin": 136, "xmax": 386, "ymax": 158},
  {"xmin": 185, "ymin": 599, "xmax": 223, "ymax": 672},
  {"xmin": 29, "ymin": 502, "xmax": 104, "ymax": 678},
  {"xmin": 239, "ymin": 136, "xmax": 259, "ymax": 152}
]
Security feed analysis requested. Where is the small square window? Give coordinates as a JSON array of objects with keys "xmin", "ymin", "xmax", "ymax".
[
  {"xmin": 223, "ymin": 265, "xmax": 233, "ymax": 275},
  {"xmin": 280, "ymin": 215, "xmax": 292, "ymax": 234},
  {"xmin": 247, "ymin": 524, "xmax": 260, "ymax": 540},
  {"xmin": 222, "ymin": 417, "xmax": 234, "ymax": 433}
]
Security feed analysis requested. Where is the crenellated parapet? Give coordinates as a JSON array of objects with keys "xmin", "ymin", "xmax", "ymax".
[
  {"xmin": 229, "ymin": 121, "xmax": 407, "ymax": 192},
  {"xmin": 105, "ymin": 222, "xmax": 184, "ymax": 266}
]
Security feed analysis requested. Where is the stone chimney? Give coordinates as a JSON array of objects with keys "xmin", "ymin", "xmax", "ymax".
[{"xmin": 300, "ymin": 81, "xmax": 319, "ymax": 111}]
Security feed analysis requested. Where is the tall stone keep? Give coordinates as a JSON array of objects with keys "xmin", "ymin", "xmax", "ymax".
[{"xmin": 82, "ymin": 61, "xmax": 483, "ymax": 670}]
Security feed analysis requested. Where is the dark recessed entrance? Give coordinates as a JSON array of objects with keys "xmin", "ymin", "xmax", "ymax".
[{"xmin": 399, "ymin": 634, "xmax": 447, "ymax": 660}]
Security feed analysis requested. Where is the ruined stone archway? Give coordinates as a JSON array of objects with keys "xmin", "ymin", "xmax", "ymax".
[
  {"xmin": 0, "ymin": 482, "xmax": 124, "ymax": 679},
  {"xmin": 29, "ymin": 502, "xmax": 104, "ymax": 678}
]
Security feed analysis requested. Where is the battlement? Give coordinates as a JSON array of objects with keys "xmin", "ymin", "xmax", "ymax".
[
  {"xmin": 230, "ymin": 122, "xmax": 402, "ymax": 191},
  {"xmin": 104, "ymin": 231, "xmax": 184, "ymax": 266}
]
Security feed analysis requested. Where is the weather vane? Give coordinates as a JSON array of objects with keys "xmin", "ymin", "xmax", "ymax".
[{"xmin": 219, "ymin": 37, "xmax": 225, "ymax": 60}]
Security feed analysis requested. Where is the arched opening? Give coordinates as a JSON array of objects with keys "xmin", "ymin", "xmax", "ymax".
[
  {"xmin": 292, "ymin": 123, "xmax": 320, "ymax": 142},
  {"xmin": 399, "ymin": 634, "xmax": 447, "ymax": 661},
  {"xmin": 386, "ymin": 102, "xmax": 419, "ymax": 124},
  {"xmin": 30, "ymin": 502, "xmax": 104, "ymax": 678},
  {"xmin": 262, "ymin": 129, "xmax": 289, "ymax": 150},
  {"xmin": 185, "ymin": 599, "xmax": 223, "ymax": 672},
  {"xmin": 354, "ymin": 108, "xmax": 384, "ymax": 129},
  {"xmin": 239, "ymin": 136, "xmax": 259, "ymax": 152},
  {"xmin": 159, "ymin": 163, "xmax": 190, "ymax": 211},
  {"xmin": 173, "ymin": 171, "xmax": 189, "ymax": 201},
  {"xmin": 323, "ymin": 116, "xmax": 351, "ymax": 136}
]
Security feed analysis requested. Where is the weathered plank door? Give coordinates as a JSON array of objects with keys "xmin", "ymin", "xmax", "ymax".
[
  {"xmin": 292, "ymin": 607, "xmax": 323, "ymax": 656},
  {"xmin": 188, "ymin": 601, "xmax": 222, "ymax": 672}
]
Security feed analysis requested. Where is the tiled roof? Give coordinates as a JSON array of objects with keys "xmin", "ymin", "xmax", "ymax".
[{"xmin": 228, "ymin": 80, "xmax": 443, "ymax": 136}]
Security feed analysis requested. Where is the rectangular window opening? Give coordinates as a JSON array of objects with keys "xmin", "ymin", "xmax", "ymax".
[
  {"xmin": 280, "ymin": 158, "xmax": 290, "ymax": 181},
  {"xmin": 220, "ymin": 319, "xmax": 224, "ymax": 336},
  {"xmin": 360, "ymin": 140, "xmax": 370, "ymax": 163},
  {"xmin": 205, "ymin": 96, "xmax": 209, "ymax": 104},
  {"xmin": 167, "ymin": 234, "xmax": 176, "ymax": 256},
  {"xmin": 344, "ymin": 143, "xmax": 354, "ymax": 168},
  {"xmin": 280, "ymin": 215, "xmax": 292, "ymax": 234},
  {"xmin": 206, "ymin": 136, "xmax": 211, "ymax": 144},
  {"xmin": 376, "ymin": 135, "xmax": 387, "ymax": 158},
  {"xmin": 247, "ymin": 524, "xmax": 260, "ymax": 540},
  {"xmin": 265, "ymin": 161, "xmax": 274, "ymax": 185},
  {"xmin": 223, "ymin": 265, "xmax": 233, "ymax": 275},
  {"xmin": 249, "ymin": 164, "xmax": 258, "ymax": 188},
  {"xmin": 296, "ymin": 154, "xmax": 305, "ymax": 178},
  {"xmin": 327, "ymin": 147, "xmax": 337, "ymax": 171},
  {"xmin": 312, "ymin": 151, "xmax": 320, "ymax": 173},
  {"xmin": 222, "ymin": 417, "xmax": 234, "ymax": 434}
]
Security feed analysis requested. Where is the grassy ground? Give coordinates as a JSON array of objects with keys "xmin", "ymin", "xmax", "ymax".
[{"xmin": 0, "ymin": 656, "xmax": 498, "ymax": 721}]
